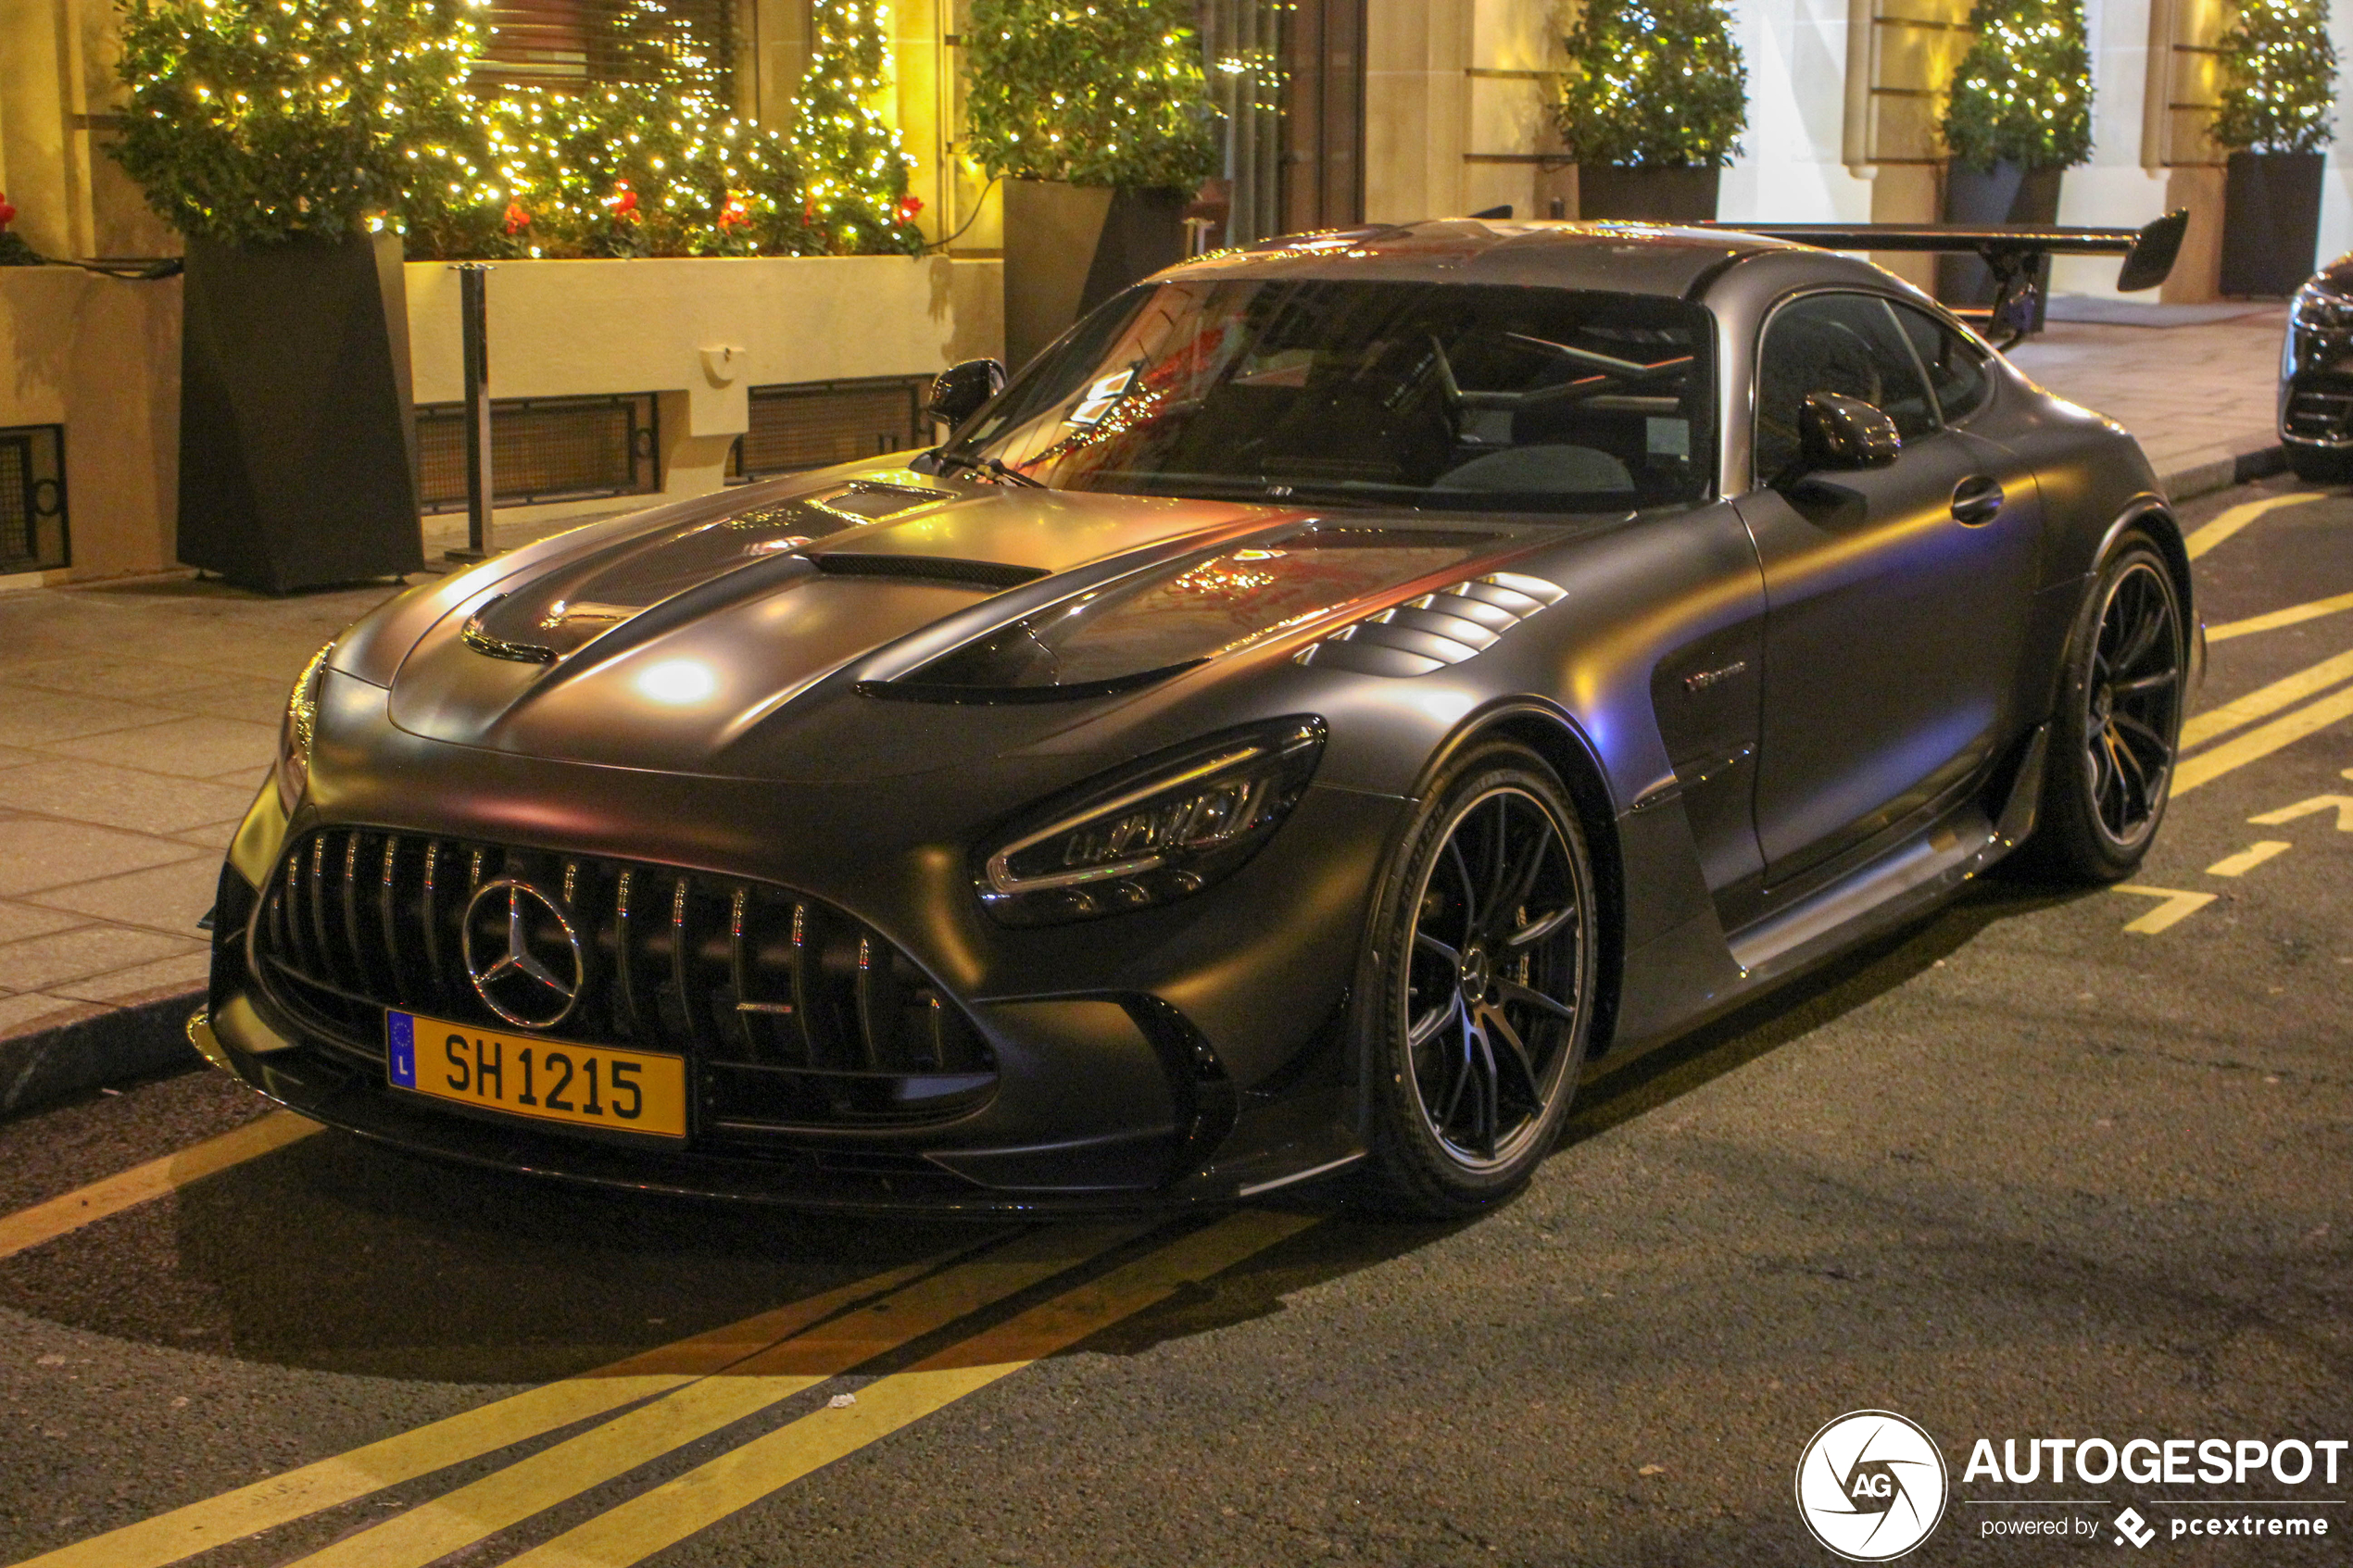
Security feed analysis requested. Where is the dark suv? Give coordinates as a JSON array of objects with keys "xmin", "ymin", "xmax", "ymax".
[{"xmin": 2283, "ymin": 251, "xmax": 2353, "ymax": 481}]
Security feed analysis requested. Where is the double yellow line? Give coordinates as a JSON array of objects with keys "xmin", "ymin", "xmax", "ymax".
[
  {"xmin": 9, "ymin": 1192, "xmax": 1314, "ymax": 1568},
  {"xmin": 2175, "ymin": 641, "xmax": 2353, "ymax": 795}
]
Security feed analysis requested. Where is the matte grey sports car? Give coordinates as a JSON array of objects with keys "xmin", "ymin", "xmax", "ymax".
[{"xmin": 194, "ymin": 218, "xmax": 2198, "ymax": 1216}]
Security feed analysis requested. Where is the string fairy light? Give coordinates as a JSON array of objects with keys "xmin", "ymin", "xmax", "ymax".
[
  {"xmin": 110, "ymin": 0, "xmax": 923, "ymax": 258},
  {"xmin": 2213, "ymin": 0, "xmax": 2339, "ymax": 154},
  {"xmin": 1941, "ymin": 0, "xmax": 2095, "ymax": 170},
  {"xmin": 1554, "ymin": 0, "xmax": 1748, "ymax": 169},
  {"xmin": 961, "ymin": 0, "xmax": 1214, "ymax": 191}
]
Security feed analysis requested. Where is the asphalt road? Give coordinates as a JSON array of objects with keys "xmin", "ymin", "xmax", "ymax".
[{"xmin": 2, "ymin": 474, "xmax": 2349, "ymax": 1568}]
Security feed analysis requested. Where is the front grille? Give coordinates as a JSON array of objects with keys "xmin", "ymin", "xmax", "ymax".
[{"xmin": 249, "ymin": 830, "xmax": 996, "ymax": 1132}]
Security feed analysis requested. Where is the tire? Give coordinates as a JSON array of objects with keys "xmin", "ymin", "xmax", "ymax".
[
  {"xmin": 2022, "ymin": 533, "xmax": 2187, "ymax": 883},
  {"xmin": 1354, "ymin": 741, "xmax": 1600, "ymax": 1218},
  {"xmin": 2286, "ymin": 444, "xmax": 2353, "ymax": 484}
]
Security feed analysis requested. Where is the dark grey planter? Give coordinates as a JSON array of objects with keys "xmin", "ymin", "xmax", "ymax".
[
  {"xmin": 177, "ymin": 231, "xmax": 422, "ymax": 593},
  {"xmin": 1576, "ymin": 166, "xmax": 1721, "ymax": 222},
  {"xmin": 1938, "ymin": 161, "xmax": 2064, "ymax": 313},
  {"xmin": 2221, "ymin": 151, "xmax": 2325, "ymax": 297},
  {"xmin": 1001, "ymin": 181, "xmax": 1189, "ymax": 373}
]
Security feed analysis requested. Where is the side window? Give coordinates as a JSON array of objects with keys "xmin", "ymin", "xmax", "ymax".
[
  {"xmin": 1891, "ymin": 303, "xmax": 1993, "ymax": 424},
  {"xmin": 1754, "ymin": 294, "xmax": 1938, "ymax": 483}
]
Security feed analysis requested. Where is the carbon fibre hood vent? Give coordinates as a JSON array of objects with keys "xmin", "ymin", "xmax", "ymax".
[{"xmin": 1292, "ymin": 571, "xmax": 1567, "ymax": 677}]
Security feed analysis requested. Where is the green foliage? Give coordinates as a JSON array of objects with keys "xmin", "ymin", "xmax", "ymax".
[
  {"xmin": 961, "ymin": 0, "xmax": 1215, "ymax": 190},
  {"xmin": 111, "ymin": 0, "xmax": 921, "ymax": 258},
  {"xmin": 109, "ymin": 0, "xmax": 482, "ymax": 245},
  {"xmin": 400, "ymin": 86, "xmax": 823, "ymax": 259},
  {"xmin": 1941, "ymin": 0, "xmax": 2095, "ymax": 170},
  {"xmin": 2214, "ymin": 0, "xmax": 2339, "ymax": 153},
  {"xmin": 1554, "ymin": 0, "xmax": 1749, "ymax": 169},
  {"xmin": 788, "ymin": 0, "xmax": 923, "ymax": 253}
]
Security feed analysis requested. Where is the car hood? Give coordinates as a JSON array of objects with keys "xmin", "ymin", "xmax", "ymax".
[{"xmin": 367, "ymin": 469, "xmax": 1552, "ymax": 781}]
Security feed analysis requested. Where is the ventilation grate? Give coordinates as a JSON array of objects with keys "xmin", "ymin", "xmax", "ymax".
[
  {"xmin": 415, "ymin": 394, "xmax": 660, "ymax": 514},
  {"xmin": 729, "ymin": 377, "xmax": 932, "ymax": 483},
  {"xmin": 0, "ymin": 424, "xmax": 68, "ymax": 575}
]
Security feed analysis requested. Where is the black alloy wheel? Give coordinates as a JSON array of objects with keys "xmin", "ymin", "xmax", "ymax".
[
  {"xmin": 1358, "ymin": 742, "xmax": 1598, "ymax": 1215},
  {"xmin": 2028, "ymin": 534, "xmax": 2186, "ymax": 882}
]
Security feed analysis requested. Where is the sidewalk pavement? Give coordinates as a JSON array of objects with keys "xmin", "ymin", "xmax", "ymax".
[
  {"xmin": 0, "ymin": 308, "xmax": 2298, "ymax": 1115},
  {"xmin": 2010, "ymin": 302, "xmax": 2287, "ymax": 500}
]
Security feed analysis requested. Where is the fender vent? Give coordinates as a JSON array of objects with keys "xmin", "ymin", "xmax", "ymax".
[{"xmin": 1292, "ymin": 571, "xmax": 1566, "ymax": 677}]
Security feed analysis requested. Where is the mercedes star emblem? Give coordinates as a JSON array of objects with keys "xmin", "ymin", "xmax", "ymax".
[{"xmin": 461, "ymin": 877, "xmax": 585, "ymax": 1029}]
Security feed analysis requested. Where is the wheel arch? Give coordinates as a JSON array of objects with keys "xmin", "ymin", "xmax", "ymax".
[
  {"xmin": 1411, "ymin": 701, "xmax": 1629, "ymax": 1062},
  {"xmin": 2094, "ymin": 497, "xmax": 2202, "ymax": 694}
]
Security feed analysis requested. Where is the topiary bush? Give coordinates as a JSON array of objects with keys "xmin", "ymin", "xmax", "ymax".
[
  {"xmin": 961, "ymin": 0, "xmax": 1215, "ymax": 189},
  {"xmin": 110, "ymin": 0, "xmax": 483, "ymax": 245},
  {"xmin": 2213, "ymin": 0, "xmax": 2340, "ymax": 153},
  {"xmin": 1940, "ymin": 0, "xmax": 2095, "ymax": 170},
  {"xmin": 1553, "ymin": 0, "xmax": 1749, "ymax": 169}
]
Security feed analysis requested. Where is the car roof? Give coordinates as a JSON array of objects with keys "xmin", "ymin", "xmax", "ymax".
[{"xmin": 1158, "ymin": 218, "xmax": 1806, "ymax": 299}]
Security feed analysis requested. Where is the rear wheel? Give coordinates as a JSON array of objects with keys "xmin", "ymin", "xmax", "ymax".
[
  {"xmin": 1356, "ymin": 743, "xmax": 1599, "ymax": 1217},
  {"xmin": 2024, "ymin": 534, "xmax": 2185, "ymax": 883}
]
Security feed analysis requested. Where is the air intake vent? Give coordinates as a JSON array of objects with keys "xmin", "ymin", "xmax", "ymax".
[
  {"xmin": 2285, "ymin": 383, "xmax": 2353, "ymax": 442},
  {"xmin": 249, "ymin": 830, "xmax": 995, "ymax": 1132},
  {"xmin": 1292, "ymin": 571, "xmax": 1566, "ymax": 677}
]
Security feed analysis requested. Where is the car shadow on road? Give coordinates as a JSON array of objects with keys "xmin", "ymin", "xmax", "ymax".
[
  {"xmin": 0, "ymin": 877, "xmax": 2091, "ymax": 1386},
  {"xmin": 1562, "ymin": 873, "xmax": 2085, "ymax": 1150}
]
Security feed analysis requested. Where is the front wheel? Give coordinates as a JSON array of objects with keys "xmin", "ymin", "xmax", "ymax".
[
  {"xmin": 2022, "ymin": 533, "xmax": 2186, "ymax": 883},
  {"xmin": 1355, "ymin": 742, "xmax": 1600, "ymax": 1218}
]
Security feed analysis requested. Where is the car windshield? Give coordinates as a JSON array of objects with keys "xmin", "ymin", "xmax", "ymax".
[{"xmin": 948, "ymin": 279, "xmax": 1716, "ymax": 512}]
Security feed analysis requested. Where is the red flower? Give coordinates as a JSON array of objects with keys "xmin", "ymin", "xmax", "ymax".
[
  {"xmin": 0, "ymin": 192, "xmax": 18, "ymax": 231},
  {"xmin": 502, "ymin": 201, "xmax": 531, "ymax": 235},
  {"xmin": 897, "ymin": 194, "xmax": 924, "ymax": 222},
  {"xmin": 604, "ymin": 182, "xmax": 640, "ymax": 221},
  {"xmin": 717, "ymin": 191, "xmax": 751, "ymax": 232}
]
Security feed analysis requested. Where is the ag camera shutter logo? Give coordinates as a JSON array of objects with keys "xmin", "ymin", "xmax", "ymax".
[{"xmin": 1795, "ymin": 1410, "xmax": 1950, "ymax": 1561}]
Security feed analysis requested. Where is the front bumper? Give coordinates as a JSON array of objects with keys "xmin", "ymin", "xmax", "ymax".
[
  {"xmin": 202, "ymin": 752, "xmax": 1404, "ymax": 1211},
  {"xmin": 2279, "ymin": 323, "xmax": 2353, "ymax": 449}
]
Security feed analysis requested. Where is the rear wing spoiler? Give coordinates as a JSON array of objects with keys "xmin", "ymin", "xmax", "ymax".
[{"xmin": 1698, "ymin": 209, "xmax": 2190, "ymax": 346}]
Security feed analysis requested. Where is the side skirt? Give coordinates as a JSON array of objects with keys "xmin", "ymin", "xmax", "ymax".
[
  {"xmin": 1599, "ymin": 723, "xmax": 2048, "ymax": 1065},
  {"xmin": 1729, "ymin": 722, "xmax": 2048, "ymax": 988}
]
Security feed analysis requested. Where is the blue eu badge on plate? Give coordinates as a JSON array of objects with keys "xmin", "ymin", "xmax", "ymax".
[{"xmin": 387, "ymin": 1011, "xmax": 417, "ymax": 1088}]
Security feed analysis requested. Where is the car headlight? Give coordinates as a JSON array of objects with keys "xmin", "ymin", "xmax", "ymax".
[
  {"xmin": 274, "ymin": 642, "xmax": 333, "ymax": 815},
  {"xmin": 977, "ymin": 717, "xmax": 1327, "ymax": 926},
  {"xmin": 2292, "ymin": 281, "xmax": 2353, "ymax": 333}
]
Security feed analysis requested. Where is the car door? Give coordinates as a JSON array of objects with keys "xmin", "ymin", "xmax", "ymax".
[{"xmin": 1733, "ymin": 290, "xmax": 2041, "ymax": 890}]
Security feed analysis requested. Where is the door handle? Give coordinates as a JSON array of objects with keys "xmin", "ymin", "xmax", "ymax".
[{"xmin": 1951, "ymin": 475, "xmax": 2005, "ymax": 525}]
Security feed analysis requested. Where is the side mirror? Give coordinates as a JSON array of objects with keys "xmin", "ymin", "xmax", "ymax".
[
  {"xmin": 1795, "ymin": 392, "xmax": 1901, "ymax": 473},
  {"xmin": 926, "ymin": 358, "xmax": 1006, "ymax": 431}
]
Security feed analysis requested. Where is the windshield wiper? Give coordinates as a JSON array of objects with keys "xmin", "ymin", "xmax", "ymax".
[{"xmin": 932, "ymin": 449, "xmax": 1045, "ymax": 488}]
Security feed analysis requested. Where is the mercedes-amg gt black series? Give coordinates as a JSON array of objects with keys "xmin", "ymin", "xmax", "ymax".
[
  {"xmin": 2282, "ymin": 250, "xmax": 2353, "ymax": 481},
  {"xmin": 195, "ymin": 218, "xmax": 2199, "ymax": 1217}
]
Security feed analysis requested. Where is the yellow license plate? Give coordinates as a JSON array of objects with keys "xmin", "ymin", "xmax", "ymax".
[{"xmin": 387, "ymin": 1011, "xmax": 686, "ymax": 1139}]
